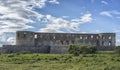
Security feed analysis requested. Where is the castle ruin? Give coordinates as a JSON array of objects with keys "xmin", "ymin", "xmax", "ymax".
[{"xmin": 0, "ymin": 31, "xmax": 116, "ymax": 54}]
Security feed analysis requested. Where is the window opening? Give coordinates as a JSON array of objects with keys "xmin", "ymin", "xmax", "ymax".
[
  {"xmin": 34, "ymin": 34, "xmax": 37, "ymax": 39},
  {"xmin": 80, "ymin": 36, "xmax": 82, "ymax": 39},
  {"xmin": 108, "ymin": 36, "xmax": 111, "ymax": 39},
  {"xmin": 91, "ymin": 35, "xmax": 93, "ymax": 38},
  {"xmin": 108, "ymin": 41, "xmax": 112, "ymax": 46},
  {"xmin": 53, "ymin": 36, "xmax": 56, "ymax": 39},
  {"xmin": 102, "ymin": 36, "xmax": 105, "ymax": 39}
]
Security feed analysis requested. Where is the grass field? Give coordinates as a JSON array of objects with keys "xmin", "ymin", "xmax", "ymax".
[{"xmin": 0, "ymin": 52, "xmax": 120, "ymax": 70}]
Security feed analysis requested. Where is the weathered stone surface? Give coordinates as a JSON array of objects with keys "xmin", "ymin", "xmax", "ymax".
[
  {"xmin": 1, "ymin": 31, "xmax": 116, "ymax": 54},
  {"xmin": 50, "ymin": 45, "xmax": 68, "ymax": 54},
  {"xmin": 0, "ymin": 47, "xmax": 1, "ymax": 53},
  {"xmin": 2, "ymin": 45, "xmax": 50, "ymax": 53}
]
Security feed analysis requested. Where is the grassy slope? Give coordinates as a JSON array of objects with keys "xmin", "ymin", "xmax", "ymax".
[{"xmin": 0, "ymin": 53, "xmax": 120, "ymax": 70}]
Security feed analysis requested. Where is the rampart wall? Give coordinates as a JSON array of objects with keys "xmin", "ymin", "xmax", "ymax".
[
  {"xmin": 0, "ymin": 31, "xmax": 116, "ymax": 54},
  {"xmin": 1, "ymin": 45, "xmax": 50, "ymax": 53}
]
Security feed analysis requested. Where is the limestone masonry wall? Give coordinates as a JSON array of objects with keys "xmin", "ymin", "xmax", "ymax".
[
  {"xmin": 0, "ymin": 47, "xmax": 1, "ymax": 53},
  {"xmin": 1, "ymin": 31, "xmax": 116, "ymax": 54},
  {"xmin": 2, "ymin": 45, "xmax": 50, "ymax": 53}
]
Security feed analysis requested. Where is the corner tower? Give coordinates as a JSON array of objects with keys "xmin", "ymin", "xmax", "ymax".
[
  {"xmin": 16, "ymin": 31, "xmax": 35, "ymax": 46},
  {"xmin": 97, "ymin": 33, "xmax": 115, "ymax": 50}
]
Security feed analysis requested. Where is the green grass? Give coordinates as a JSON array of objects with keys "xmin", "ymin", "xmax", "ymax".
[{"xmin": 0, "ymin": 53, "xmax": 120, "ymax": 70}]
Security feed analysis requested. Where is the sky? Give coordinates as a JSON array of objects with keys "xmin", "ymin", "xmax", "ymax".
[{"xmin": 0, "ymin": 0, "xmax": 120, "ymax": 46}]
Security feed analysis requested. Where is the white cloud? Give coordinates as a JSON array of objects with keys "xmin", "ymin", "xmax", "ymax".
[
  {"xmin": 101, "ymin": 1, "xmax": 108, "ymax": 5},
  {"xmin": 100, "ymin": 11, "xmax": 113, "ymax": 17},
  {"xmin": 48, "ymin": 0, "xmax": 59, "ymax": 4},
  {"xmin": 0, "ymin": 0, "xmax": 93, "ymax": 46},
  {"xmin": 116, "ymin": 38, "xmax": 120, "ymax": 46},
  {"xmin": 100, "ymin": 10, "xmax": 120, "ymax": 18},
  {"xmin": 80, "ymin": 14, "xmax": 92, "ymax": 23},
  {"xmin": 39, "ymin": 15, "xmax": 70, "ymax": 32},
  {"xmin": 7, "ymin": 37, "xmax": 16, "ymax": 45},
  {"xmin": 112, "ymin": 11, "xmax": 120, "ymax": 14},
  {"xmin": 0, "ymin": 0, "xmax": 59, "ymax": 46},
  {"xmin": 39, "ymin": 13, "xmax": 92, "ymax": 32},
  {"xmin": 81, "ymin": 32, "xmax": 87, "ymax": 33},
  {"xmin": 62, "ymin": 16, "xmax": 69, "ymax": 18},
  {"xmin": 95, "ymin": 30, "xmax": 101, "ymax": 33}
]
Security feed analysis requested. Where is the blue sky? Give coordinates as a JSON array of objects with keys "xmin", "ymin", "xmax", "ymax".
[{"xmin": 0, "ymin": 0, "xmax": 120, "ymax": 46}]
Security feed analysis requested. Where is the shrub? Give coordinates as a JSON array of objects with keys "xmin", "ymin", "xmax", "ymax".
[
  {"xmin": 18, "ymin": 51, "xmax": 31, "ymax": 54},
  {"xmin": 79, "ymin": 45, "xmax": 89, "ymax": 54},
  {"xmin": 88, "ymin": 46, "xmax": 97, "ymax": 54},
  {"xmin": 68, "ymin": 44, "xmax": 97, "ymax": 56},
  {"xmin": 115, "ymin": 46, "xmax": 120, "ymax": 55},
  {"xmin": 68, "ymin": 44, "xmax": 81, "ymax": 56}
]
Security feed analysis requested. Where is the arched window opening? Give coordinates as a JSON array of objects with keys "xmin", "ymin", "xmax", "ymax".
[
  {"xmin": 108, "ymin": 41, "xmax": 112, "ymax": 46},
  {"xmin": 53, "ymin": 36, "xmax": 56, "ymax": 39},
  {"xmin": 80, "ymin": 36, "xmax": 82, "ymax": 39},
  {"xmin": 102, "ymin": 36, "xmax": 105, "ymax": 39},
  {"xmin": 34, "ymin": 34, "xmax": 37, "ymax": 39},
  {"xmin": 108, "ymin": 36, "xmax": 112, "ymax": 39},
  {"xmin": 91, "ymin": 35, "xmax": 93, "ymax": 39}
]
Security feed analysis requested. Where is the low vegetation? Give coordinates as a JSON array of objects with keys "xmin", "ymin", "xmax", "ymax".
[
  {"xmin": 0, "ymin": 53, "xmax": 120, "ymax": 70},
  {"xmin": 115, "ymin": 46, "xmax": 120, "ymax": 55},
  {"xmin": 68, "ymin": 44, "xmax": 96, "ymax": 56},
  {"xmin": 0, "ymin": 45, "xmax": 120, "ymax": 70}
]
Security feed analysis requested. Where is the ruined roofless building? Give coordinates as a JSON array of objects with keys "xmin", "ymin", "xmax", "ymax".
[{"xmin": 1, "ymin": 31, "xmax": 116, "ymax": 54}]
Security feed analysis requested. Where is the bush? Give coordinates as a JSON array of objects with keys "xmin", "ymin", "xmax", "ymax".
[
  {"xmin": 79, "ymin": 45, "xmax": 89, "ymax": 54},
  {"xmin": 88, "ymin": 46, "xmax": 97, "ymax": 54},
  {"xmin": 18, "ymin": 51, "xmax": 31, "ymax": 54},
  {"xmin": 68, "ymin": 44, "xmax": 81, "ymax": 56},
  {"xmin": 115, "ymin": 46, "xmax": 120, "ymax": 55},
  {"xmin": 68, "ymin": 44, "xmax": 97, "ymax": 56}
]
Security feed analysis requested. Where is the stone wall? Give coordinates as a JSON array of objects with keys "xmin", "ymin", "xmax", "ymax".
[
  {"xmin": 1, "ymin": 45, "xmax": 50, "ymax": 54},
  {"xmin": 1, "ymin": 45, "xmax": 68, "ymax": 54},
  {"xmin": 29, "ymin": 32, "xmax": 99, "ymax": 47},
  {"xmin": 1, "ymin": 31, "xmax": 116, "ymax": 54},
  {"xmin": 97, "ymin": 33, "xmax": 115, "ymax": 50},
  {"xmin": 16, "ymin": 31, "xmax": 35, "ymax": 46},
  {"xmin": 0, "ymin": 47, "xmax": 1, "ymax": 53},
  {"xmin": 16, "ymin": 31, "xmax": 116, "ymax": 51},
  {"xmin": 97, "ymin": 46, "xmax": 115, "ymax": 51},
  {"xmin": 50, "ymin": 45, "xmax": 68, "ymax": 54}
]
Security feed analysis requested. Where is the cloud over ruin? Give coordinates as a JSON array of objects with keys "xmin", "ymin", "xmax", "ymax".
[
  {"xmin": 0, "ymin": 0, "xmax": 59, "ymax": 46},
  {"xmin": 0, "ymin": 0, "xmax": 120, "ymax": 46},
  {"xmin": 0, "ymin": 0, "xmax": 93, "ymax": 46}
]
